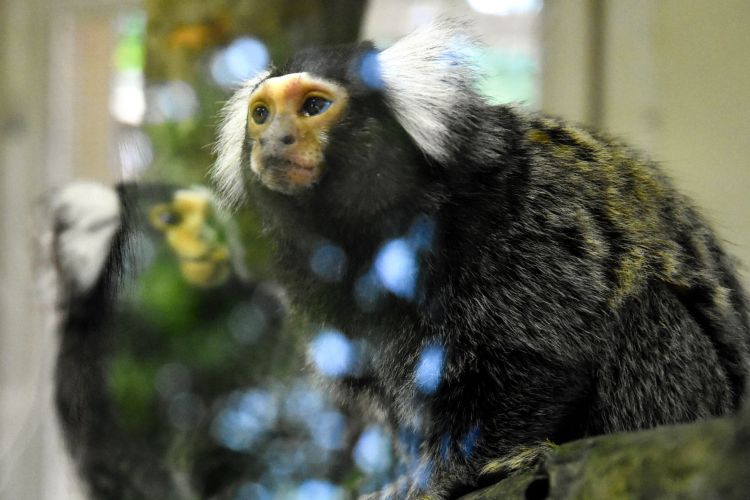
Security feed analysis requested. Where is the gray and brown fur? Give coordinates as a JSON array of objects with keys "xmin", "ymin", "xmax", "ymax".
[{"xmin": 213, "ymin": 20, "xmax": 750, "ymax": 499}]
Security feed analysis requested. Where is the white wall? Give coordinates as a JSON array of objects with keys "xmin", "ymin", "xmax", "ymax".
[
  {"xmin": 1, "ymin": 1, "xmax": 131, "ymax": 498},
  {"xmin": 543, "ymin": 0, "xmax": 750, "ymax": 289}
]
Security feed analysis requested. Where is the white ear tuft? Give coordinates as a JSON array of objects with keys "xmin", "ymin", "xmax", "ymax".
[
  {"xmin": 51, "ymin": 182, "xmax": 121, "ymax": 295},
  {"xmin": 211, "ymin": 71, "xmax": 270, "ymax": 210},
  {"xmin": 377, "ymin": 19, "xmax": 480, "ymax": 163}
]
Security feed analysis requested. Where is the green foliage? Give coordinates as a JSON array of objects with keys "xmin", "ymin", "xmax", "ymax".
[
  {"xmin": 142, "ymin": 83, "xmax": 228, "ymax": 185},
  {"xmin": 109, "ymin": 353, "xmax": 160, "ymax": 434},
  {"xmin": 135, "ymin": 254, "xmax": 202, "ymax": 331}
]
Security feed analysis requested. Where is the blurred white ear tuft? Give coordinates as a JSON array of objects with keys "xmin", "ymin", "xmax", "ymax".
[{"xmin": 51, "ymin": 182, "xmax": 121, "ymax": 295}]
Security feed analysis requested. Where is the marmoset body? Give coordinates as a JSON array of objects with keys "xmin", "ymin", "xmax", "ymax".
[{"xmin": 213, "ymin": 22, "xmax": 750, "ymax": 499}]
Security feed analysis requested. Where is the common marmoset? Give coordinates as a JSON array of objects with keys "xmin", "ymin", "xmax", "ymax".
[
  {"xmin": 50, "ymin": 183, "xmax": 291, "ymax": 499},
  {"xmin": 212, "ymin": 21, "xmax": 750, "ymax": 499}
]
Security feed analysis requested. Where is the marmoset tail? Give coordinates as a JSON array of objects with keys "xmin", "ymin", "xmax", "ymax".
[{"xmin": 213, "ymin": 20, "xmax": 750, "ymax": 499}]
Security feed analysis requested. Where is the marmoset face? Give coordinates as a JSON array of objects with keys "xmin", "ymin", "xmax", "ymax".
[{"xmin": 246, "ymin": 72, "xmax": 349, "ymax": 194}]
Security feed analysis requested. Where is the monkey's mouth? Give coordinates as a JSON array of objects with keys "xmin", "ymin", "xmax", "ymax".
[{"xmin": 260, "ymin": 156, "xmax": 322, "ymax": 194}]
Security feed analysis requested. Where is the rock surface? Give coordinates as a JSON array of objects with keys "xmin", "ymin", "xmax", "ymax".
[{"xmin": 462, "ymin": 409, "xmax": 750, "ymax": 499}]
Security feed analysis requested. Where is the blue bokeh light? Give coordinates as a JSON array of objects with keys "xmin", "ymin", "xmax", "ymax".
[
  {"xmin": 310, "ymin": 243, "xmax": 347, "ymax": 282},
  {"xmin": 146, "ymin": 80, "xmax": 199, "ymax": 123},
  {"xmin": 226, "ymin": 37, "xmax": 269, "ymax": 79},
  {"xmin": 212, "ymin": 389, "xmax": 278, "ymax": 451},
  {"xmin": 374, "ymin": 238, "xmax": 418, "ymax": 299},
  {"xmin": 413, "ymin": 458, "xmax": 434, "ymax": 491},
  {"xmin": 356, "ymin": 215, "xmax": 435, "ymax": 308},
  {"xmin": 210, "ymin": 37, "xmax": 269, "ymax": 88},
  {"xmin": 414, "ymin": 344, "xmax": 445, "ymax": 394},
  {"xmin": 209, "ymin": 49, "xmax": 234, "ymax": 88},
  {"xmin": 310, "ymin": 329, "xmax": 355, "ymax": 378},
  {"xmin": 261, "ymin": 445, "xmax": 297, "ymax": 484},
  {"xmin": 460, "ymin": 425, "xmax": 481, "ymax": 458},
  {"xmin": 227, "ymin": 301, "xmax": 268, "ymax": 344},
  {"xmin": 439, "ymin": 434, "xmax": 452, "ymax": 462},
  {"xmin": 283, "ymin": 380, "xmax": 327, "ymax": 424},
  {"xmin": 354, "ymin": 270, "xmax": 384, "ymax": 311},
  {"xmin": 260, "ymin": 440, "xmax": 324, "ymax": 485},
  {"xmin": 310, "ymin": 410, "xmax": 347, "ymax": 451},
  {"xmin": 357, "ymin": 50, "xmax": 384, "ymax": 89},
  {"xmin": 398, "ymin": 428, "xmax": 422, "ymax": 462},
  {"xmin": 234, "ymin": 482, "xmax": 271, "ymax": 500},
  {"xmin": 408, "ymin": 215, "xmax": 436, "ymax": 252},
  {"xmin": 296, "ymin": 479, "xmax": 345, "ymax": 500},
  {"xmin": 353, "ymin": 425, "xmax": 393, "ymax": 474}
]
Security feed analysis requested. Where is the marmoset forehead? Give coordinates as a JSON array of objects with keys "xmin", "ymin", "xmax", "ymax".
[{"xmin": 251, "ymin": 72, "xmax": 346, "ymax": 102}]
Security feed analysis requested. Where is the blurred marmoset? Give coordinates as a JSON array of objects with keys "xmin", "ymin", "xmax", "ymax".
[
  {"xmin": 212, "ymin": 21, "xmax": 750, "ymax": 499},
  {"xmin": 49, "ymin": 183, "xmax": 295, "ymax": 499}
]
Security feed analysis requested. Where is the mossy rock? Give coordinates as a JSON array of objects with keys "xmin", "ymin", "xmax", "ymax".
[{"xmin": 463, "ymin": 410, "xmax": 750, "ymax": 499}]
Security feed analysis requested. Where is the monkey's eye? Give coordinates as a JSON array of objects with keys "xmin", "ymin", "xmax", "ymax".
[
  {"xmin": 301, "ymin": 96, "xmax": 332, "ymax": 117},
  {"xmin": 251, "ymin": 105, "xmax": 269, "ymax": 124},
  {"xmin": 159, "ymin": 210, "xmax": 181, "ymax": 226},
  {"xmin": 148, "ymin": 204, "xmax": 181, "ymax": 231}
]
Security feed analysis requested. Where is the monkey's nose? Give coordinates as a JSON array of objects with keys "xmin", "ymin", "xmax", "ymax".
[{"xmin": 280, "ymin": 135, "xmax": 296, "ymax": 145}]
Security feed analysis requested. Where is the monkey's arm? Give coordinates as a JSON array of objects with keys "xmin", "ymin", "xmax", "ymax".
[{"xmin": 410, "ymin": 348, "xmax": 591, "ymax": 499}]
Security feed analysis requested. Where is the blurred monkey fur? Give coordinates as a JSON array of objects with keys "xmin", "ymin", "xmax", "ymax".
[{"xmin": 212, "ymin": 21, "xmax": 750, "ymax": 498}]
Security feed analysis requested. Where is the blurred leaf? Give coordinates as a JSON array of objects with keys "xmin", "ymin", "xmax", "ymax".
[{"xmin": 109, "ymin": 353, "xmax": 159, "ymax": 433}]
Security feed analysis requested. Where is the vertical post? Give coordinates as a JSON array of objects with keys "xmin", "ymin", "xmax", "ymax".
[
  {"xmin": 587, "ymin": 0, "xmax": 605, "ymax": 128},
  {"xmin": 541, "ymin": 0, "xmax": 599, "ymax": 126},
  {"xmin": 0, "ymin": 0, "xmax": 53, "ymax": 498}
]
